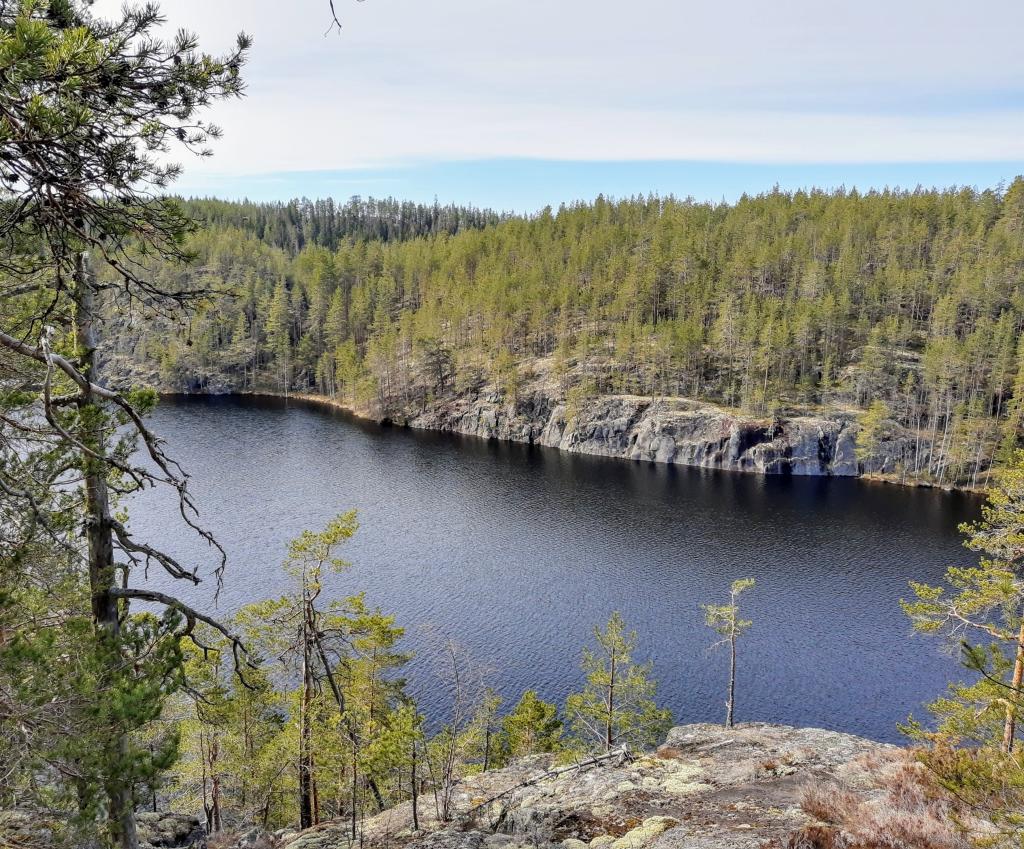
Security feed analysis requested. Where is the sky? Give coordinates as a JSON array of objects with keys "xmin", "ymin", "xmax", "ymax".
[{"xmin": 95, "ymin": 0, "xmax": 1024, "ymax": 212}]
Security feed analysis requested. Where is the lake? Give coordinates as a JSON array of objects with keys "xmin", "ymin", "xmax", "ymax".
[{"xmin": 128, "ymin": 394, "xmax": 982, "ymax": 744}]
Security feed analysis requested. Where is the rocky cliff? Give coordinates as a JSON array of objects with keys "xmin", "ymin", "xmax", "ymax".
[
  {"xmin": 400, "ymin": 391, "xmax": 880, "ymax": 477},
  {"xmin": 104, "ymin": 348, "xmax": 923, "ymax": 482}
]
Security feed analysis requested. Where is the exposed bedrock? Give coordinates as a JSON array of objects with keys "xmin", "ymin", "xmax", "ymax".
[
  {"xmin": 102, "ymin": 348, "xmax": 917, "ymax": 479},
  {"xmin": 402, "ymin": 391, "xmax": 904, "ymax": 478}
]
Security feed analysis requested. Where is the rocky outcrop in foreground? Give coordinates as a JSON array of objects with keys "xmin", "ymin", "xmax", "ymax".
[
  {"xmin": 0, "ymin": 725, "xmax": 941, "ymax": 849},
  {"xmin": 271, "ymin": 723, "xmax": 896, "ymax": 849}
]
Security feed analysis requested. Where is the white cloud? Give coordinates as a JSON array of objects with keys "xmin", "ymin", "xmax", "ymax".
[{"xmin": 92, "ymin": 0, "xmax": 1024, "ymax": 173}]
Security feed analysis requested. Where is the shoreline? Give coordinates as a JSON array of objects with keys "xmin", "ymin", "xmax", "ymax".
[{"xmin": 159, "ymin": 388, "xmax": 983, "ymax": 495}]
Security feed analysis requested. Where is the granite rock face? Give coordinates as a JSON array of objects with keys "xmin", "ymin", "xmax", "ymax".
[
  {"xmin": 103, "ymin": 342, "xmax": 922, "ymax": 480},
  {"xmin": 405, "ymin": 391, "xmax": 894, "ymax": 478},
  {"xmin": 270, "ymin": 723, "xmax": 896, "ymax": 849}
]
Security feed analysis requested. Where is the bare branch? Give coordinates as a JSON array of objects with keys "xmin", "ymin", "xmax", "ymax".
[{"xmin": 109, "ymin": 587, "xmax": 257, "ymax": 685}]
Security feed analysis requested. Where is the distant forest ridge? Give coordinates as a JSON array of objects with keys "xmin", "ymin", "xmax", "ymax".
[
  {"xmin": 179, "ymin": 196, "xmax": 511, "ymax": 251},
  {"xmin": 178, "ymin": 181, "xmax": 1022, "ymax": 252},
  {"xmin": 114, "ymin": 179, "xmax": 1024, "ymax": 487}
]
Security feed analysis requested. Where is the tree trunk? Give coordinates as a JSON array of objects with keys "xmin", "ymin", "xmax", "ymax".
[
  {"xmin": 726, "ymin": 631, "xmax": 737, "ymax": 728},
  {"xmin": 312, "ymin": 774, "xmax": 320, "ymax": 826},
  {"xmin": 211, "ymin": 774, "xmax": 221, "ymax": 833},
  {"xmin": 149, "ymin": 745, "xmax": 157, "ymax": 813},
  {"xmin": 313, "ymin": 635, "xmax": 385, "ymax": 813},
  {"xmin": 75, "ymin": 250, "xmax": 140, "ymax": 849},
  {"xmin": 299, "ymin": 604, "xmax": 315, "ymax": 830},
  {"xmin": 483, "ymin": 725, "xmax": 491, "ymax": 772},
  {"xmin": 411, "ymin": 741, "xmax": 419, "ymax": 831},
  {"xmin": 350, "ymin": 752, "xmax": 358, "ymax": 840},
  {"xmin": 605, "ymin": 653, "xmax": 616, "ymax": 752},
  {"xmin": 368, "ymin": 777, "xmax": 385, "ymax": 812},
  {"xmin": 1003, "ymin": 619, "xmax": 1024, "ymax": 754}
]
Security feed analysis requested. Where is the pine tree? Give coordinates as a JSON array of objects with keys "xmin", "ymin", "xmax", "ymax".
[
  {"xmin": 904, "ymin": 450, "xmax": 1024, "ymax": 755},
  {"xmin": 336, "ymin": 594, "xmax": 411, "ymax": 818},
  {"xmin": 234, "ymin": 516, "xmax": 420, "ymax": 834},
  {"xmin": 502, "ymin": 691, "xmax": 563, "ymax": 757},
  {"xmin": 565, "ymin": 612, "xmax": 672, "ymax": 753},
  {"xmin": 702, "ymin": 579, "xmax": 756, "ymax": 728},
  {"xmin": 266, "ymin": 281, "xmax": 293, "ymax": 393},
  {"xmin": 459, "ymin": 689, "xmax": 506, "ymax": 772},
  {"xmin": 901, "ymin": 451, "xmax": 1024, "ymax": 838},
  {"xmin": 1000, "ymin": 336, "xmax": 1024, "ymax": 463},
  {"xmin": 856, "ymin": 399, "xmax": 893, "ymax": 469},
  {"xmin": 0, "ymin": 4, "xmax": 249, "ymax": 846},
  {"xmin": 238, "ymin": 512, "xmax": 359, "ymax": 829}
]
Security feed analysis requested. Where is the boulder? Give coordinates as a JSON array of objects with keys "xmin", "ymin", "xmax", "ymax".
[{"xmin": 136, "ymin": 812, "xmax": 207, "ymax": 849}]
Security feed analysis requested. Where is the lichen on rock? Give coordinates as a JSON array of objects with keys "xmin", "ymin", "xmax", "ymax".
[{"xmin": 265, "ymin": 723, "xmax": 894, "ymax": 849}]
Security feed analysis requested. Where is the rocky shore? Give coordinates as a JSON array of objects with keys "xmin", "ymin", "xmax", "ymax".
[
  {"xmin": 105, "ymin": 350, "xmax": 928, "ymax": 483},
  {"xmin": 401, "ymin": 391, "xmax": 872, "ymax": 477},
  {"xmin": 283, "ymin": 386, "xmax": 920, "ymax": 482}
]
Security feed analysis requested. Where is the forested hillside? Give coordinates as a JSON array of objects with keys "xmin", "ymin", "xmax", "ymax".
[{"xmin": 112, "ymin": 182, "xmax": 1024, "ymax": 486}]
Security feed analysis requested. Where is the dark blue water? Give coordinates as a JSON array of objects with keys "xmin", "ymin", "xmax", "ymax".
[{"xmin": 129, "ymin": 394, "xmax": 982, "ymax": 743}]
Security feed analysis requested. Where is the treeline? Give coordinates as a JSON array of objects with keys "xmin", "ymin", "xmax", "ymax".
[
  {"xmin": 179, "ymin": 196, "xmax": 509, "ymax": 253},
  {"xmin": 120, "ymin": 182, "xmax": 1024, "ymax": 486}
]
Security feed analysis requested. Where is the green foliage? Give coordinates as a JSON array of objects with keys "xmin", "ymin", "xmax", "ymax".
[
  {"xmin": 220, "ymin": 515, "xmax": 418, "ymax": 833},
  {"xmin": 168, "ymin": 634, "xmax": 289, "ymax": 832},
  {"xmin": 702, "ymin": 578, "xmax": 756, "ymax": 642},
  {"xmin": 181, "ymin": 196, "xmax": 505, "ymax": 252},
  {"xmin": 124, "ymin": 183, "xmax": 1024, "ymax": 486},
  {"xmin": 702, "ymin": 578, "xmax": 756, "ymax": 727},
  {"xmin": 903, "ymin": 453, "xmax": 1024, "ymax": 720},
  {"xmin": 564, "ymin": 380, "xmax": 598, "ymax": 424},
  {"xmin": 0, "ymin": 561, "xmax": 188, "ymax": 843},
  {"xmin": 565, "ymin": 612, "xmax": 672, "ymax": 753},
  {"xmin": 283, "ymin": 509, "xmax": 358, "ymax": 583},
  {"xmin": 913, "ymin": 743, "xmax": 1024, "ymax": 840},
  {"xmin": 903, "ymin": 451, "xmax": 1024, "ymax": 841},
  {"xmin": 502, "ymin": 690, "xmax": 563, "ymax": 758},
  {"xmin": 0, "ymin": 1, "xmax": 250, "ymax": 844},
  {"xmin": 457, "ymin": 688, "xmax": 507, "ymax": 772},
  {"xmin": 856, "ymin": 399, "xmax": 893, "ymax": 465}
]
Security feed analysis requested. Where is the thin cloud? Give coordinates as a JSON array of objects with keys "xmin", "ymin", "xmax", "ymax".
[{"xmin": 91, "ymin": 0, "xmax": 1024, "ymax": 177}]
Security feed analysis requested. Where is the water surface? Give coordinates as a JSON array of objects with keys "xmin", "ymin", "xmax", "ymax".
[{"xmin": 129, "ymin": 394, "xmax": 982, "ymax": 743}]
